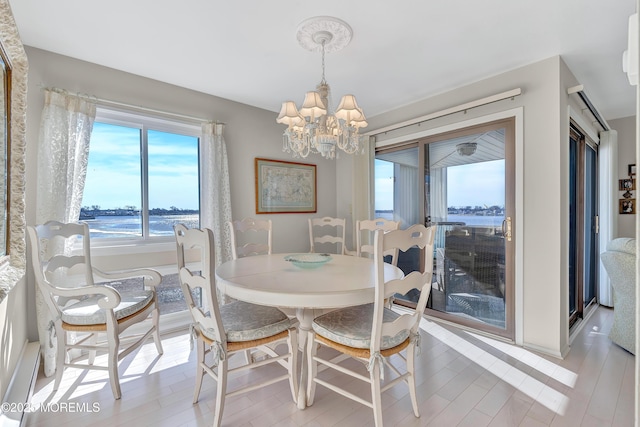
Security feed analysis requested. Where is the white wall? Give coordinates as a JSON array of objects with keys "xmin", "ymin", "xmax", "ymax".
[
  {"xmin": 609, "ymin": 116, "xmax": 637, "ymax": 237},
  {"xmin": 338, "ymin": 56, "xmax": 585, "ymax": 357},
  {"xmin": 23, "ymin": 46, "xmax": 338, "ymax": 340},
  {"xmin": 0, "ymin": 277, "xmax": 27, "ymax": 401}
]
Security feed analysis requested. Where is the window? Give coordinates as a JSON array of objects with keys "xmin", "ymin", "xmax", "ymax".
[{"xmin": 82, "ymin": 108, "xmax": 201, "ymax": 241}]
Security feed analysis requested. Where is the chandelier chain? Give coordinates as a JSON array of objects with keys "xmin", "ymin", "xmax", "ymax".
[{"xmin": 320, "ymin": 40, "xmax": 327, "ymax": 85}]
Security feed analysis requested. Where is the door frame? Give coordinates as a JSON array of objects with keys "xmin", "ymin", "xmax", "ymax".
[{"xmin": 375, "ymin": 108, "xmax": 524, "ymax": 344}]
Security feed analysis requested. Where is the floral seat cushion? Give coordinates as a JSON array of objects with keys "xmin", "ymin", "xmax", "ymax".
[
  {"xmin": 312, "ymin": 303, "xmax": 409, "ymax": 349},
  {"xmin": 201, "ymin": 300, "xmax": 291, "ymax": 342},
  {"xmin": 61, "ymin": 289, "xmax": 154, "ymax": 325}
]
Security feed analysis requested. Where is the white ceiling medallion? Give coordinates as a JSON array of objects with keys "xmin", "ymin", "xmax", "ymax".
[{"xmin": 296, "ymin": 16, "xmax": 353, "ymax": 53}]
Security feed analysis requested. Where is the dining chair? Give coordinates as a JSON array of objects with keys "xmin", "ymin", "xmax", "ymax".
[
  {"xmin": 173, "ymin": 224, "xmax": 298, "ymax": 427},
  {"xmin": 27, "ymin": 221, "xmax": 163, "ymax": 400},
  {"xmin": 306, "ymin": 223, "xmax": 436, "ymax": 426},
  {"xmin": 308, "ymin": 216, "xmax": 347, "ymax": 255},
  {"xmin": 227, "ymin": 217, "xmax": 272, "ymax": 260},
  {"xmin": 356, "ymin": 218, "xmax": 401, "ymax": 263}
]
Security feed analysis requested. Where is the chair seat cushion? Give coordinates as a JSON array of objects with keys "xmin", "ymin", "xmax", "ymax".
[
  {"xmin": 61, "ymin": 290, "xmax": 154, "ymax": 326},
  {"xmin": 201, "ymin": 300, "xmax": 291, "ymax": 343},
  {"xmin": 312, "ymin": 303, "xmax": 409, "ymax": 350}
]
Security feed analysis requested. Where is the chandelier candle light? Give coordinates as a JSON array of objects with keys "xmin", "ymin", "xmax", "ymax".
[{"xmin": 277, "ymin": 17, "xmax": 368, "ymax": 159}]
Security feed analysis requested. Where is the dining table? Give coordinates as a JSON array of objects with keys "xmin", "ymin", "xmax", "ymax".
[{"xmin": 215, "ymin": 253, "xmax": 404, "ymax": 409}]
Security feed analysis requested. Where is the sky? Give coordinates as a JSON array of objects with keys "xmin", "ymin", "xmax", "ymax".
[
  {"xmin": 374, "ymin": 159, "xmax": 505, "ymax": 211},
  {"xmin": 82, "ymin": 122, "xmax": 200, "ymax": 211}
]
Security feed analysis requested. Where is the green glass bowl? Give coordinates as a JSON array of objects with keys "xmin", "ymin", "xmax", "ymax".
[{"xmin": 284, "ymin": 253, "xmax": 332, "ymax": 269}]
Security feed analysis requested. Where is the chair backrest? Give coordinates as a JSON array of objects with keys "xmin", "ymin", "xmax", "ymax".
[
  {"xmin": 227, "ymin": 218, "xmax": 272, "ymax": 260},
  {"xmin": 370, "ymin": 224, "xmax": 436, "ymax": 353},
  {"xmin": 27, "ymin": 221, "xmax": 96, "ymax": 315},
  {"xmin": 308, "ymin": 217, "xmax": 346, "ymax": 255},
  {"xmin": 356, "ymin": 218, "xmax": 401, "ymax": 263},
  {"xmin": 174, "ymin": 224, "xmax": 225, "ymax": 345},
  {"xmin": 601, "ymin": 238, "xmax": 636, "ymax": 295}
]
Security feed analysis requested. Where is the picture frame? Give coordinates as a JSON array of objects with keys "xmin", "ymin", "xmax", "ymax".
[
  {"xmin": 255, "ymin": 158, "xmax": 317, "ymax": 214},
  {"xmin": 618, "ymin": 178, "xmax": 635, "ymax": 191},
  {"xmin": 619, "ymin": 199, "xmax": 635, "ymax": 214},
  {"xmin": 629, "ymin": 164, "xmax": 636, "ymax": 177}
]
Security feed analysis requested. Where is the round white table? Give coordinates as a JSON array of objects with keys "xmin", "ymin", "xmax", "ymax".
[{"xmin": 215, "ymin": 253, "xmax": 403, "ymax": 409}]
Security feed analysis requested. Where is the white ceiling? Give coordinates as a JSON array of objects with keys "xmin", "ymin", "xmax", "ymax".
[{"xmin": 8, "ymin": 0, "xmax": 638, "ymax": 121}]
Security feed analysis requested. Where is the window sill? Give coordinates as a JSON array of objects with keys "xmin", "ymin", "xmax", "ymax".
[{"xmin": 88, "ymin": 239, "xmax": 175, "ymax": 257}]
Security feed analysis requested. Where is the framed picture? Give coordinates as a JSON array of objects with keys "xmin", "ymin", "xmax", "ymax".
[
  {"xmin": 618, "ymin": 178, "xmax": 636, "ymax": 191},
  {"xmin": 255, "ymin": 158, "xmax": 317, "ymax": 214},
  {"xmin": 619, "ymin": 199, "xmax": 635, "ymax": 214},
  {"xmin": 629, "ymin": 164, "xmax": 636, "ymax": 177}
]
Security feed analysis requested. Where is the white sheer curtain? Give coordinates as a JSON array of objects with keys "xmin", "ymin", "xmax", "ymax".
[
  {"xmin": 598, "ymin": 130, "xmax": 618, "ymax": 307},
  {"xmin": 201, "ymin": 122, "xmax": 233, "ymax": 266},
  {"xmin": 350, "ymin": 137, "xmax": 373, "ymax": 249},
  {"xmin": 430, "ymin": 167, "xmax": 448, "ymax": 223},
  {"xmin": 35, "ymin": 88, "xmax": 97, "ymax": 376},
  {"xmin": 395, "ymin": 163, "xmax": 420, "ymax": 227}
]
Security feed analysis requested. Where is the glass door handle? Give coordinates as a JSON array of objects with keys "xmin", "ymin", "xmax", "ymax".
[{"xmin": 502, "ymin": 216, "xmax": 512, "ymax": 242}]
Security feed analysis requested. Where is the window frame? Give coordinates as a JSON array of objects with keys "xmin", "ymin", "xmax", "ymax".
[{"xmin": 86, "ymin": 106, "xmax": 202, "ymax": 248}]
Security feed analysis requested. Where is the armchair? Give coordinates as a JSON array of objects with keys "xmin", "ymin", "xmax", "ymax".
[
  {"xmin": 27, "ymin": 221, "xmax": 163, "ymax": 399},
  {"xmin": 600, "ymin": 237, "xmax": 636, "ymax": 354}
]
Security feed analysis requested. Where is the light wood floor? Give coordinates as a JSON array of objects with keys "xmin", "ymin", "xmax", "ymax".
[{"xmin": 25, "ymin": 305, "xmax": 635, "ymax": 426}]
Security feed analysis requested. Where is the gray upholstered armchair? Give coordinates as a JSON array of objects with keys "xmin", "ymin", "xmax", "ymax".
[{"xmin": 600, "ymin": 238, "xmax": 636, "ymax": 354}]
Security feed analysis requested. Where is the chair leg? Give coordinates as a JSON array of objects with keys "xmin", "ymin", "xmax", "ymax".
[
  {"xmin": 53, "ymin": 327, "xmax": 66, "ymax": 392},
  {"xmin": 242, "ymin": 349, "xmax": 252, "ymax": 365},
  {"xmin": 370, "ymin": 361, "xmax": 383, "ymax": 427},
  {"xmin": 305, "ymin": 332, "xmax": 318, "ymax": 406},
  {"xmin": 407, "ymin": 344, "xmax": 420, "ymax": 418},
  {"xmin": 193, "ymin": 338, "xmax": 205, "ymax": 404},
  {"xmin": 152, "ymin": 307, "xmax": 163, "ymax": 355},
  {"xmin": 88, "ymin": 333, "xmax": 97, "ymax": 365},
  {"xmin": 213, "ymin": 358, "xmax": 228, "ymax": 427},
  {"xmin": 287, "ymin": 328, "xmax": 299, "ymax": 405},
  {"xmin": 107, "ymin": 333, "xmax": 122, "ymax": 400}
]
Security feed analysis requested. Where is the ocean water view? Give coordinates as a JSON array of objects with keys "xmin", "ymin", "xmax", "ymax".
[
  {"xmin": 375, "ymin": 211, "xmax": 504, "ymax": 227},
  {"xmin": 86, "ymin": 214, "xmax": 199, "ymax": 239}
]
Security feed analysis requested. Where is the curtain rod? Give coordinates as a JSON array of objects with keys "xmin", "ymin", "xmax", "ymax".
[
  {"xmin": 365, "ymin": 88, "xmax": 522, "ymax": 137},
  {"xmin": 567, "ymin": 85, "xmax": 610, "ymax": 131},
  {"xmin": 41, "ymin": 86, "xmax": 218, "ymax": 124}
]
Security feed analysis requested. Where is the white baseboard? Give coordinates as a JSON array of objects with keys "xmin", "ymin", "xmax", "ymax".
[{"xmin": 0, "ymin": 341, "xmax": 40, "ymax": 427}]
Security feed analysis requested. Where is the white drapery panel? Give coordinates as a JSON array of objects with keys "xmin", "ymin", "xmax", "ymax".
[
  {"xmin": 395, "ymin": 163, "xmax": 420, "ymax": 228},
  {"xmin": 35, "ymin": 88, "xmax": 97, "ymax": 377},
  {"xmin": 429, "ymin": 167, "xmax": 448, "ymax": 223},
  {"xmin": 598, "ymin": 130, "xmax": 618, "ymax": 307},
  {"xmin": 201, "ymin": 122, "xmax": 233, "ymax": 266},
  {"xmin": 349, "ymin": 137, "xmax": 373, "ymax": 249}
]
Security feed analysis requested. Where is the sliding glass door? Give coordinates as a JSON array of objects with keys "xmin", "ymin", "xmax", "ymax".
[
  {"xmin": 375, "ymin": 118, "xmax": 515, "ymax": 339},
  {"xmin": 568, "ymin": 123, "xmax": 598, "ymax": 327}
]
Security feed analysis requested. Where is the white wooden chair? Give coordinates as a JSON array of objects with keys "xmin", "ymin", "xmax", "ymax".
[
  {"xmin": 306, "ymin": 224, "xmax": 436, "ymax": 426},
  {"xmin": 227, "ymin": 218, "xmax": 272, "ymax": 260},
  {"xmin": 308, "ymin": 216, "xmax": 347, "ymax": 255},
  {"xmin": 27, "ymin": 221, "xmax": 163, "ymax": 400},
  {"xmin": 174, "ymin": 224, "xmax": 298, "ymax": 427},
  {"xmin": 356, "ymin": 218, "xmax": 401, "ymax": 263}
]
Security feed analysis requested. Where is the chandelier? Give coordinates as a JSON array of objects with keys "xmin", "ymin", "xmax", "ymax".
[{"xmin": 277, "ymin": 17, "xmax": 368, "ymax": 159}]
